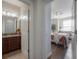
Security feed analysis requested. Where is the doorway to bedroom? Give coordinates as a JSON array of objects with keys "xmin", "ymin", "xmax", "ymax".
[{"xmin": 50, "ymin": 0, "xmax": 76, "ymax": 59}]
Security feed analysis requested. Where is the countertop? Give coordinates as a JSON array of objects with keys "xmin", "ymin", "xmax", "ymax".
[{"xmin": 2, "ymin": 34, "xmax": 21, "ymax": 38}]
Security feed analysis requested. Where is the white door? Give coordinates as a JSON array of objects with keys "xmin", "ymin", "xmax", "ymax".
[
  {"xmin": 21, "ymin": 8, "xmax": 28, "ymax": 58},
  {"xmin": 72, "ymin": 0, "xmax": 77, "ymax": 59}
]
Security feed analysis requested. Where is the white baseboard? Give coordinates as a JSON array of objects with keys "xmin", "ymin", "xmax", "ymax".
[{"xmin": 47, "ymin": 52, "xmax": 52, "ymax": 58}]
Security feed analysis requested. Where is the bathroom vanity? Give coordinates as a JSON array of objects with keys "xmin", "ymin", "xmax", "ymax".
[{"xmin": 2, "ymin": 34, "xmax": 21, "ymax": 54}]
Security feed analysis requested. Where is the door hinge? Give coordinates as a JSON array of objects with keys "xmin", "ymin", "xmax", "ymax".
[
  {"xmin": 28, "ymin": 30, "xmax": 29, "ymax": 32},
  {"xmin": 75, "ymin": 30, "xmax": 77, "ymax": 34},
  {"xmin": 28, "ymin": 49, "xmax": 29, "ymax": 53},
  {"xmin": 75, "ymin": 0, "xmax": 77, "ymax": 2}
]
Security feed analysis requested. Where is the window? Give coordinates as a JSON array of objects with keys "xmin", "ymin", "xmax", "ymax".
[{"xmin": 59, "ymin": 19, "xmax": 74, "ymax": 32}]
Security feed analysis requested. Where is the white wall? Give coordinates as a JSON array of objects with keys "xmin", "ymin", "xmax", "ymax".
[
  {"xmin": 44, "ymin": 3, "xmax": 52, "ymax": 58},
  {"xmin": 32, "ymin": 0, "xmax": 52, "ymax": 59}
]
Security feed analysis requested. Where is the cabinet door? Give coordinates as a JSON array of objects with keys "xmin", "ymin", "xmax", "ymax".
[
  {"xmin": 9, "ymin": 36, "xmax": 21, "ymax": 51},
  {"xmin": 3, "ymin": 36, "xmax": 21, "ymax": 54},
  {"xmin": 9, "ymin": 37, "xmax": 15, "ymax": 52},
  {"xmin": 12, "ymin": 36, "xmax": 21, "ymax": 50},
  {"xmin": 2, "ymin": 38, "xmax": 9, "ymax": 54}
]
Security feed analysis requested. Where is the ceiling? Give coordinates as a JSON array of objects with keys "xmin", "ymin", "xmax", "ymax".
[
  {"xmin": 51, "ymin": 0, "xmax": 74, "ymax": 19},
  {"xmin": 2, "ymin": 1, "xmax": 20, "ymax": 12},
  {"xmin": 20, "ymin": 0, "xmax": 74, "ymax": 18}
]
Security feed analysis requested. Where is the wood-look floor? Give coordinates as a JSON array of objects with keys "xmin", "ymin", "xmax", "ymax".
[
  {"xmin": 3, "ymin": 44, "xmax": 72, "ymax": 59},
  {"xmin": 49, "ymin": 43, "xmax": 72, "ymax": 59}
]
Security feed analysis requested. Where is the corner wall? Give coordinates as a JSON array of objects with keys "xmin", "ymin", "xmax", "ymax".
[{"xmin": 32, "ymin": 0, "xmax": 52, "ymax": 59}]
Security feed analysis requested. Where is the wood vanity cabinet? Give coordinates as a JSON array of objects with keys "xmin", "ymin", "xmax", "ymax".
[
  {"xmin": 2, "ymin": 36, "xmax": 21, "ymax": 54},
  {"xmin": 2, "ymin": 38, "xmax": 9, "ymax": 54}
]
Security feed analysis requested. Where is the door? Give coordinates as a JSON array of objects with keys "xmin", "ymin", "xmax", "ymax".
[
  {"xmin": 21, "ymin": 8, "xmax": 29, "ymax": 58},
  {"xmin": 72, "ymin": 0, "xmax": 77, "ymax": 59}
]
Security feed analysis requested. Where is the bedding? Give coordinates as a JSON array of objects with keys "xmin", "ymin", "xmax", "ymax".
[{"xmin": 51, "ymin": 32, "xmax": 74, "ymax": 47}]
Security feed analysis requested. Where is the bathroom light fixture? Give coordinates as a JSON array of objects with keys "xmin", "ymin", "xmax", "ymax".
[
  {"xmin": 2, "ymin": 11, "xmax": 6, "ymax": 15},
  {"xmin": 11, "ymin": 13, "xmax": 17, "ymax": 17},
  {"xmin": 20, "ymin": 15, "xmax": 28, "ymax": 20},
  {"xmin": 20, "ymin": 15, "xmax": 23, "ymax": 19},
  {"xmin": 22, "ymin": 16, "xmax": 26, "ymax": 19},
  {"xmin": 2, "ymin": 8, "xmax": 18, "ymax": 17},
  {"xmin": 7, "ymin": 12, "xmax": 11, "ymax": 16}
]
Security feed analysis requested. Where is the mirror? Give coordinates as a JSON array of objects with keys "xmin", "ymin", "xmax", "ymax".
[
  {"xmin": 2, "ymin": 1, "xmax": 20, "ymax": 34},
  {"xmin": 2, "ymin": 16, "xmax": 17, "ymax": 34}
]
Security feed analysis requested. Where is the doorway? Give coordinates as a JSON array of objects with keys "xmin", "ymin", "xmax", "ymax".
[
  {"xmin": 50, "ymin": 0, "xmax": 76, "ymax": 59},
  {"xmin": 2, "ymin": 0, "xmax": 30, "ymax": 59}
]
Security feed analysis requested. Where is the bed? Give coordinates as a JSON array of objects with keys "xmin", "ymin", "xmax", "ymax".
[{"xmin": 51, "ymin": 32, "xmax": 74, "ymax": 48}]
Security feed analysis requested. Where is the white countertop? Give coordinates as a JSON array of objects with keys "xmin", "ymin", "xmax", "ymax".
[{"xmin": 2, "ymin": 34, "xmax": 21, "ymax": 38}]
